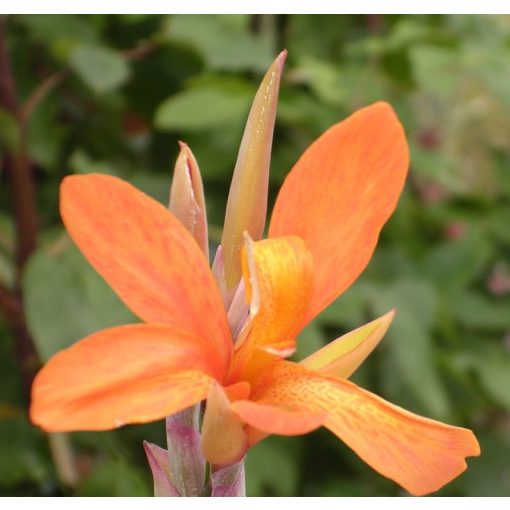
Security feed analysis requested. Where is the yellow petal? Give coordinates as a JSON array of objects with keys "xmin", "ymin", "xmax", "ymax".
[
  {"xmin": 201, "ymin": 383, "xmax": 248, "ymax": 466},
  {"xmin": 301, "ymin": 310, "xmax": 395, "ymax": 378},
  {"xmin": 231, "ymin": 234, "xmax": 313, "ymax": 382}
]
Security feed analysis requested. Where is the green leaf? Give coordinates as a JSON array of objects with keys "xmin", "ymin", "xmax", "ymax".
[
  {"xmin": 245, "ymin": 436, "xmax": 301, "ymax": 496},
  {"xmin": 469, "ymin": 344, "xmax": 510, "ymax": 409},
  {"xmin": 293, "ymin": 321, "xmax": 326, "ymax": 361},
  {"xmin": 366, "ymin": 279, "xmax": 451, "ymax": 420},
  {"xmin": 155, "ymin": 79, "xmax": 254, "ymax": 131},
  {"xmin": 0, "ymin": 108, "xmax": 19, "ymax": 151},
  {"xmin": 69, "ymin": 45, "xmax": 130, "ymax": 94},
  {"xmin": 77, "ymin": 459, "xmax": 150, "ymax": 496},
  {"xmin": 451, "ymin": 291, "xmax": 510, "ymax": 331},
  {"xmin": 23, "ymin": 237, "xmax": 136, "ymax": 362},
  {"xmin": 164, "ymin": 15, "xmax": 273, "ymax": 72},
  {"xmin": 410, "ymin": 45, "xmax": 460, "ymax": 98}
]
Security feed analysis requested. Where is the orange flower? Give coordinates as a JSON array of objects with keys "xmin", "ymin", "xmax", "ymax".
[{"xmin": 30, "ymin": 102, "xmax": 479, "ymax": 496}]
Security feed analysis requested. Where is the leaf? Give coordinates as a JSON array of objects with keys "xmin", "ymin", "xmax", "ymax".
[
  {"xmin": 245, "ymin": 436, "xmax": 301, "ymax": 496},
  {"xmin": 69, "ymin": 45, "xmax": 130, "ymax": 94},
  {"xmin": 410, "ymin": 45, "xmax": 460, "ymax": 98},
  {"xmin": 0, "ymin": 108, "xmax": 19, "ymax": 151},
  {"xmin": 23, "ymin": 236, "xmax": 136, "ymax": 362},
  {"xmin": 451, "ymin": 292, "xmax": 510, "ymax": 332},
  {"xmin": 155, "ymin": 79, "xmax": 254, "ymax": 131},
  {"xmin": 164, "ymin": 15, "xmax": 273, "ymax": 72},
  {"xmin": 470, "ymin": 344, "xmax": 510, "ymax": 409},
  {"xmin": 365, "ymin": 279, "xmax": 451, "ymax": 421},
  {"xmin": 76, "ymin": 459, "xmax": 150, "ymax": 496}
]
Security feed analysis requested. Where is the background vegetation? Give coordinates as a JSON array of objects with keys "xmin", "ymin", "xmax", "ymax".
[{"xmin": 1, "ymin": 14, "xmax": 509, "ymax": 496}]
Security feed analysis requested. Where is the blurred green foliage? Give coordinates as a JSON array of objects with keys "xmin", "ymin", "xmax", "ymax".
[{"xmin": 1, "ymin": 14, "xmax": 510, "ymax": 496}]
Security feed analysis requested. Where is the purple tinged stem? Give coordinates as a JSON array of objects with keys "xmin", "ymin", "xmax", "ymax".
[
  {"xmin": 211, "ymin": 458, "xmax": 246, "ymax": 497},
  {"xmin": 143, "ymin": 441, "xmax": 181, "ymax": 497},
  {"xmin": 165, "ymin": 407, "xmax": 206, "ymax": 496}
]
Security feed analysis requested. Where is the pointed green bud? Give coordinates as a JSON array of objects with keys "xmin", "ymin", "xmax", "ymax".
[
  {"xmin": 169, "ymin": 142, "xmax": 209, "ymax": 260},
  {"xmin": 221, "ymin": 50, "xmax": 287, "ymax": 289}
]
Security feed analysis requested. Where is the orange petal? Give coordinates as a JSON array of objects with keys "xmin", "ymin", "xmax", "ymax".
[
  {"xmin": 249, "ymin": 361, "xmax": 480, "ymax": 496},
  {"xmin": 61, "ymin": 174, "xmax": 232, "ymax": 368},
  {"xmin": 301, "ymin": 310, "xmax": 395, "ymax": 378},
  {"xmin": 231, "ymin": 235, "xmax": 314, "ymax": 381},
  {"xmin": 231, "ymin": 400, "xmax": 325, "ymax": 441},
  {"xmin": 201, "ymin": 383, "xmax": 248, "ymax": 466},
  {"xmin": 269, "ymin": 102, "xmax": 409, "ymax": 325},
  {"xmin": 30, "ymin": 324, "xmax": 224, "ymax": 431}
]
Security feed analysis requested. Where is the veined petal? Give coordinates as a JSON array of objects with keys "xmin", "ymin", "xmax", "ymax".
[
  {"xmin": 248, "ymin": 361, "xmax": 480, "ymax": 496},
  {"xmin": 301, "ymin": 310, "xmax": 395, "ymax": 378},
  {"xmin": 30, "ymin": 324, "xmax": 223, "ymax": 431},
  {"xmin": 61, "ymin": 174, "xmax": 232, "ymax": 367},
  {"xmin": 231, "ymin": 235, "xmax": 314, "ymax": 381},
  {"xmin": 269, "ymin": 102, "xmax": 409, "ymax": 325}
]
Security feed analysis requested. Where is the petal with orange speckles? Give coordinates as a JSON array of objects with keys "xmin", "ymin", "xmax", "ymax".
[
  {"xmin": 30, "ymin": 324, "xmax": 224, "ymax": 432},
  {"xmin": 269, "ymin": 103, "xmax": 409, "ymax": 325},
  {"xmin": 231, "ymin": 400, "xmax": 325, "ymax": 442},
  {"xmin": 301, "ymin": 310, "xmax": 395, "ymax": 379},
  {"xmin": 248, "ymin": 361, "xmax": 480, "ymax": 496},
  {"xmin": 61, "ymin": 174, "xmax": 232, "ymax": 368},
  {"xmin": 232, "ymin": 235, "xmax": 314, "ymax": 381}
]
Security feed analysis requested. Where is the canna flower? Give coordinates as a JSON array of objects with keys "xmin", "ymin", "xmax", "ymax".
[{"xmin": 30, "ymin": 61, "xmax": 480, "ymax": 496}]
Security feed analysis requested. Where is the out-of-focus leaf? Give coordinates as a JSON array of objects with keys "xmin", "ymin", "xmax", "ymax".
[
  {"xmin": 293, "ymin": 321, "xmax": 326, "ymax": 361},
  {"xmin": 451, "ymin": 292, "xmax": 510, "ymax": 331},
  {"xmin": 468, "ymin": 344, "xmax": 510, "ymax": 409},
  {"xmin": 27, "ymin": 97, "xmax": 66, "ymax": 170},
  {"xmin": 423, "ymin": 234, "xmax": 492, "ymax": 292},
  {"xmin": 69, "ymin": 45, "xmax": 130, "ymax": 94},
  {"xmin": 245, "ymin": 436, "xmax": 301, "ymax": 496},
  {"xmin": 69, "ymin": 150, "xmax": 116, "ymax": 175},
  {"xmin": 164, "ymin": 15, "xmax": 273, "ymax": 72},
  {"xmin": 291, "ymin": 58, "xmax": 346, "ymax": 106},
  {"xmin": 410, "ymin": 45, "xmax": 459, "ymax": 98},
  {"xmin": 0, "ymin": 109, "xmax": 19, "ymax": 151},
  {"xmin": 0, "ymin": 416, "xmax": 50, "ymax": 488},
  {"xmin": 366, "ymin": 279, "xmax": 451, "ymax": 420},
  {"xmin": 19, "ymin": 14, "xmax": 98, "ymax": 52},
  {"xmin": 155, "ymin": 78, "xmax": 254, "ymax": 131},
  {"xmin": 23, "ymin": 237, "xmax": 136, "ymax": 362},
  {"xmin": 456, "ymin": 432, "xmax": 510, "ymax": 496},
  {"xmin": 76, "ymin": 459, "xmax": 150, "ymax": 496}
]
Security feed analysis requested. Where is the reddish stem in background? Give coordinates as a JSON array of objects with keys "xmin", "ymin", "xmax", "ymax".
[{"xmin": 0, "ymin": 15, "xmax": 39, "ymax": 394}]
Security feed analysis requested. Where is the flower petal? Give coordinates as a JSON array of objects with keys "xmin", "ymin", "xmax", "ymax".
[
  {"xmin": 249, "ymin": 361, "xmax": 480, "ymax": 496},
  {"xmin": 301, "ymin": 310, "xmax": 395, "ymax": 378},
  {"xmin": 231, "ymin": 400, "xmax": 325, "ymax": 442},
  {"xmin": 61, "ymin": 174, "xmax": 232, "ymax": 367},
  {"xmin": 30, "ymin": 324, "xmax": 223, "ymax": 431},
  {"xmin": 231, "ymin": 235, "xmax": 314, "ymax": 381},
  {"xmin": 269, "ymin": 102, "xmax": 409, "ymax": 324},
  {"xmin": 221, "ymin": 51, "xmax": 286, "ymax": 290},
  {"xmin": 201, "ymin": 383, "xmax": 248, "ymax": 466}
]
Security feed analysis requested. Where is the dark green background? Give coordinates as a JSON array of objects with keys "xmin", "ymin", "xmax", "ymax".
[{"xmin": 1, "ymin": 14, "xmax": 509, "ymax": 496}]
